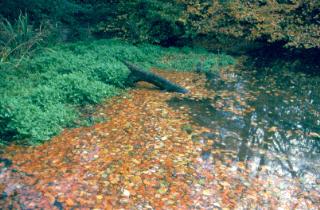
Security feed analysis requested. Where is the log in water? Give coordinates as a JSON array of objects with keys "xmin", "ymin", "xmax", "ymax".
[{"xmin": 121, "ymin": 60, "xmax": 188, "ymax": 94}]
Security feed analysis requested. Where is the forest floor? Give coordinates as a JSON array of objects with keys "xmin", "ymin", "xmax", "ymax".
[{"xmin": 1, "ymin": 69, "xmax": 319, "ymax": 209}]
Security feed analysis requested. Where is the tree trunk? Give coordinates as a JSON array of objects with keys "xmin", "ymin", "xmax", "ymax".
[{"xmin": 121, "ymin": 60, "xmax": 188, "ymax": 94}]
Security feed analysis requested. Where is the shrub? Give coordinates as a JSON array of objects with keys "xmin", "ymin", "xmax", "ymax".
[
  {"xmin": 90, "ymin": 0, "xmax": 319, "ymax": 50},
  {"xmin": 179, "ymin": 0, "xmax": 320, "ymax": 49},
  {"xmin": 0, "ymin": 96, "xmax": 78, "ymax": 143},
  {"xmin": 52, "ymin": 72, "xmax": 119, "ymax": 105},
  {"xmin": 91, "ymin": 0, "xmax": 185, "ymax": 45}
]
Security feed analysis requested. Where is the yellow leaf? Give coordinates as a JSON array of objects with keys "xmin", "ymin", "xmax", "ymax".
[
  {"xmin": 132, "ymin": 176, "xmax": 142, "ymax": 184},
  {"xmin": 202, "ymin": 189, "xmax": 213, "ymax": 196}
]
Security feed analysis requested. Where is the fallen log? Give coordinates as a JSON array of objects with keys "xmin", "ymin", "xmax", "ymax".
[{"xmin": 121, "ymin": 60, "xmax": 188, "ymax": 94}]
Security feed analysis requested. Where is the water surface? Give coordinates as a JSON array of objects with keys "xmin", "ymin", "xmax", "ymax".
[{"xmin": 168, "ymin": 65, "xmax": 320, "ymax": 207}]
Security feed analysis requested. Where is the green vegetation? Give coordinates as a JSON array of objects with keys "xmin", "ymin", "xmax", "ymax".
[
  {"xmin": 89, "ymin": 0, "xmax": 320, "ymax": 50},
  {"xmin": 0, "ymin": 39, "xmax": 234, "ymax": 145},
  {"xmin": 1, "ymin": 1, "xmax": 319, "ymax": 50},
  {"xmin": 0, "ymin": 0, "xmax": 317, "ymax": 146},
  {"xmin": 0, "ymin": 13, "xmax": 50, "ymax": 64},
  {"xmin": 92, "ymin": 0, "xmax": 185, "ymax": 45}
]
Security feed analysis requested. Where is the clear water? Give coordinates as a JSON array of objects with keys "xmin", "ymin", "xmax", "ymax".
[{"xmin": 168, "ymin": 66, "xmax": 320, "ymax": 207}]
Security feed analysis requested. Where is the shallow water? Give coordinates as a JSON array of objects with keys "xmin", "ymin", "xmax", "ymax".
[
  {"xmin": 1, "ymin": 67, "xmax": 319, "ymax": 209},
  {"xmin": 168, "ymin": 66, "xmax": 320, "ymax": 208}
]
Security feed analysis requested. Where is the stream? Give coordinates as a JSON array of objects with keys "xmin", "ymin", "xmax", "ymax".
[
  {"xmin": 168, "ymin": 65, "xmax": 320, "ymax": 208},
  {"xmin": 1, "ymin": 64, "xmax": 319, "ymax": 209}
]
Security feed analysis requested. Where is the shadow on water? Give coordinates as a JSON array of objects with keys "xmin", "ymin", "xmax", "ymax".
[{"xmin": 167, "ymin": 64, "xmax": 320, "ymax": 193}]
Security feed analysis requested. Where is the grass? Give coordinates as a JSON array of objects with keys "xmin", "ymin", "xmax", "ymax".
[
  {"xmin": 0, "ymin": 13, "xmax": 49, "ymax": 66},
  {"xmin": 0, "ymin": 39, "xmax": 235, "ymax": 145}
]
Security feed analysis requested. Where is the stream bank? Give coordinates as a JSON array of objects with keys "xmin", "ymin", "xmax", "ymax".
[{"xmin": 1, "ymin": 66, "xmax": 319, "ymax": 209}]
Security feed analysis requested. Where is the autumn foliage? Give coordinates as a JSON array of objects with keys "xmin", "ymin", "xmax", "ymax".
[
  {"xmin": 179, "ymin": 0, "xmax": 320, "ymax": 49},
  {"xmin": 1, "ymin": 0, "xmax": 319, "ymax": 49},
  {"xmin": 88, "ymin": 0, "xmax": 320, "ymax": 49}
]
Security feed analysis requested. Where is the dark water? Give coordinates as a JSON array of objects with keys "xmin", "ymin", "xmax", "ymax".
[{"xmin": 168, "ymin": 66, "xmax": 320, "ymax": 202}]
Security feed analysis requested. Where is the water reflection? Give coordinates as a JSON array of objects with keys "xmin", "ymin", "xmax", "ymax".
[{"xmin": 168, "ymin": 66, "xmax": 320, "ymax": 204}]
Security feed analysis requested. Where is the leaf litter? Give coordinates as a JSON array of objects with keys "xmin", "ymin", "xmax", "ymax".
[{"xmin": 0, "ymin": 68, "xmax": 319, "ymax": 209}]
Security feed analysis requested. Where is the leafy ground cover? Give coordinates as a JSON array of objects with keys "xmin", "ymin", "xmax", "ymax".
[
  {"xmin": 1, "ymin": 69, "xmax": 318, "ymax": 209},
  {"xmin": 0, "ymin": 39, "xmax": 234, "ymax": 145}
]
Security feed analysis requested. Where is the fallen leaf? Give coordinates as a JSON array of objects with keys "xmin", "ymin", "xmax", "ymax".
[
  {"xmin": 65, "ymin": 198, "xmax": 75, "ymax": 206},
  {"xmin": 97, "ymin": 195, "xmax": 103, "ymax": 200},
  {"xmin": 202, "ymin": 189, "xmax": 213, "ymax": 196}
]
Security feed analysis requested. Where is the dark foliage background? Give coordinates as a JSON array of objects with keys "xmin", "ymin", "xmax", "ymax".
[{"xmin": 1, "ymin": 0, "xmax": 319, "ymax": 49}]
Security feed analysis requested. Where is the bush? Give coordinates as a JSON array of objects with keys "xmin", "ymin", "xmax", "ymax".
[
  {"xmin": 92, "ymin": 0, "xmax": 319, "ymax": 50},
  {"xmin": 2, "ymin": 0, "xmax": 319, "ymax": 50},
  {"xmin": 179, "ymin": 0, "xmax": 320, "ymax": 49},
  {"xmin": 52, "ymin": 72, "xmax": 119, "ymax": 105},
  {"xmin": 91, "ymin": 0, "xmax": 185, "ymax": 45},
  {"xmin": 0, "ymin": 97, "xmax": 78, "ymax": 143}
]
